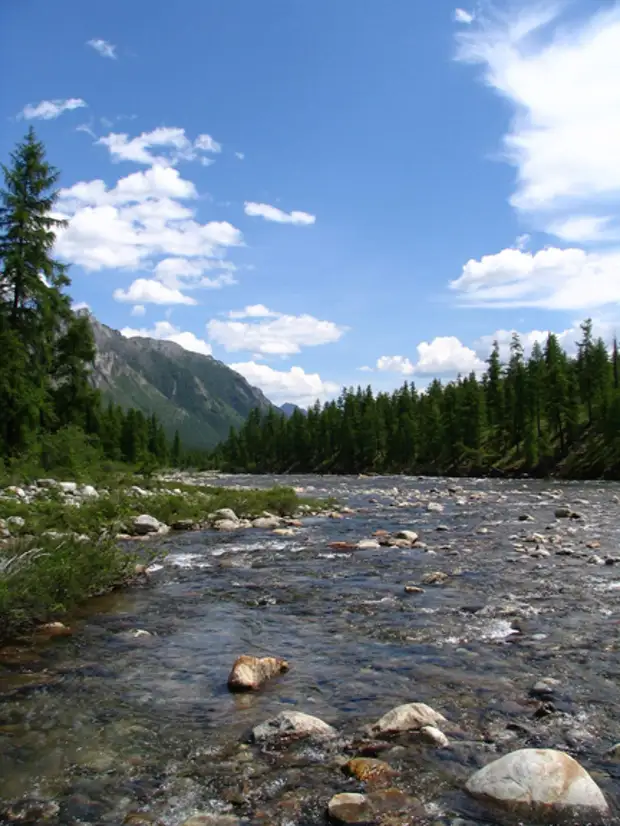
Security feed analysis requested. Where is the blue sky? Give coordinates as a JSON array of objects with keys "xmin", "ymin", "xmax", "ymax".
[{"xmin": 2, "ymin": 0, "xmax": 620, "ymax": 405}]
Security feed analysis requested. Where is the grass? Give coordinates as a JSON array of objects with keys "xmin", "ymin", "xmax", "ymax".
[{"xmin": 0, "ymin": 536, "xmax": 140, "ymax": 642}]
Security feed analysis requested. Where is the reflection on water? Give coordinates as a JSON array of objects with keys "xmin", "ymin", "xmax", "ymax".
[{"xmin": 1, "ymin": 475, "xmax": 619, "ymax": 825}]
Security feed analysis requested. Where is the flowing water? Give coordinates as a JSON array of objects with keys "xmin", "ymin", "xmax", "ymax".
[{"xmin": 1, "ymin": 475, "xmax": 620, "ymax": 826}]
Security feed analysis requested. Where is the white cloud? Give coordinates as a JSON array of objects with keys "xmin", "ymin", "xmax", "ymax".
[
  {"xmin": 230, "ymin": 362, "xmax": 338, "ymax": 406},
  {"xmin": 207, "ymin": 310, "xmax": 346, "ymax": 356},
  {"xmin": 456, "ymin": 5, "xmax": 620, "ymax": 221},
  {"xmin": 358, "ymin": 365, "xmax": 373, "ymax": 373},
  {"xmin": 376, "ymin": 356, "xmax": 415, "ymax": 375},
  {"xmin": 87, "ymin": 38, "xmax": 116, "ymax": 59},
  {"xmin": 244, "ymin": 202, "xmax": 316, "ymax": 226},
  {"xmin": 194, "ymin": 133, "xmax": 222, "ymax": 153},
  {"xmin": 121, "ymin": 321, "xmax": 212, "ymax": 356},
  {"xmin": 113, "ymin": 279, "xmax": 197, "ymax": 306},
  {"xmin": 130, "ymin": 304, "xmax": 146, "ymax": 317},
  {"xmin": 97, "ymin": 126, "xmax": 222, "ymax": 166},
  {"xmin": 19, "ymin": 98, "xmax": 86, "ymax": 120},
  {"xmin": 414, "ymin": 336, "xmax": 486, "ymax": 376},
  {"xmin": 227, "ymin": 304, "xmax": 278, "ymax": 319},
  {"xmin": 454, "ymin": 8, "xmax": 474, "ymax": 25},
  {"xmin": 451, "ymin": 246, "xmax": 620, "ymax": 310},
  {"xmin": 54, "ymin": 166, "xmax": 242, "ymax": 275},
  {"xmin": 546, "ymin": 216, "xmax": 617, "ymax": 243}
]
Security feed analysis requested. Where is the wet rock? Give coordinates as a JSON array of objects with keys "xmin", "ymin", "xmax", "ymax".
[
  {"xmin": 59, "ymin": 481, "xmax": 78, "ymax": 493},
  {"xmin": 214, "ymin": 519, "xmax": 242, "ymax": 531},
  {"xmin": 329, "ymin": 541, "xmax": 356, "ymax": 551},
  {"xmin": 465, "ymin": 748, "xmax": 609, "ymax": 823},
  {"xmin": 356, "ymin": 539, "xmax": 381, "ymax": 550},
  {"xmin": 172, "ymin": 518, "xmax": 196, "ymax": 531},
  {"xmin": 132, "ymin": 514, "xmax": 164, "ymax": 535},
  {"xmin": 180, "ymin": 817, "xmax": 240, "ymax": 826},
  {"xmin": 371, "ymin": 702, "xmax": 447, "ymax": 735},
  {"xmin": 386, "ymin": 538, "xmax": 414, "ymax": 549},
  {"xmin": 227, "ymin": 654, "xmax": 289, "ymax": 691},
  {"xmin": 123, "ymin": 814, "xmax": 163, "ymax": 825},
  {"xmin": 2, "ymin": 799, "xmax": 60, "ymax": 822},
  {"xmin": 585, "ymin": 540, "xmax": 601, "ymax": 549},
  {"xmin": 37, "ymin": 621, "xmax": 72, "ymax": 637},
  {"xmin": 427, "ymin": 502, "xmax": 444, "ymax": 513},
  {"xmin": 273, "ymin": 527, "xmax": 296, "ymax": 536},
  {"xmin": 7, "ymin": 516, "xmax": 25, "ymax": 529},
  {"xmin": 519, "ymin": 514, "xmax": 535, "ymax": 521},
  {"xmin": 328, "ymin": 793, "xmax": 373, "ymax": 825},
  {"xmin": 529, "ymin": 549, "xmax": 551, "ymax": 559},
  {"xmin": 394, "ymin": 530, "xmax": 418, "ymax": 543},
  {"xmin": 421, "ymin": 571, "xmax": 448, "ymax": 585},
  {"xmin": 419, "ymin": 725, "xmax": 449, "ymax": 747},
  {"xmin": 404, "ymin": 585, "xmax": 425, "ymax": 594},
  {"xmin": 252, "ymin": 516, "xmax": 281, "ymax": 529},
  {"xmin": 554, "ymin": 507, "xmax": 573, "ymax": 518},
  {"xmin": 253, "ymin": 710, "xmax": 337, "ymax": 743},
  {"xmin": 605, "ymin": 743, "xmax": 620, "ymax": 759},
  {"xmin": 80, "ymin": 484, "xmax": 99, "ymax": 499},
  {"xmin": 530, "ymin": 677, "xmax": 560, "ymax": 698},
  {"xmin": 344, "ymin": 757, "xmax": 397, "ymax": 785},
  {"xmin": 587, "ymin": 554, "xmax": 604, "ymax": 565},
  {"xmin": 214, "ymin": 508, "xmax": 239, "ymax": 522}
]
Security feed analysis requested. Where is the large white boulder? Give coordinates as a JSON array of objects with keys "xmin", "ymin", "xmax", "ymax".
[
  {"xmin": 370, "ymin": 702, "xmax": 447, "ymax": 735},
  {"xmin": 466, "ymin": 748, "xmax": 609, "ymax": 822},
  {"xmin": 132, "ymin": 514, "xmax": 164, "ymax": 535}
]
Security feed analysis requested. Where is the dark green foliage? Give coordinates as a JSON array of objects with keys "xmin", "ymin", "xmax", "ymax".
[
  {"xmin": 0, "ymin": 131, "xmax": 178, "ymax": 474},
  {"xmin": 216, "ymin": 321, "xmax": 620, "ymax": 478}
]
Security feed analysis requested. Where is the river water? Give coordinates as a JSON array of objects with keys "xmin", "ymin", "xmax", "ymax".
[{"xmin": 1, "ymin": 475, "xmax": 619, "ymax": 826}]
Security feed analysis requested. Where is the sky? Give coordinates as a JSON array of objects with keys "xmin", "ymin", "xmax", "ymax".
[{"xmin": 2, "ymin": 0, "xmax": 620, "ymax": 406}]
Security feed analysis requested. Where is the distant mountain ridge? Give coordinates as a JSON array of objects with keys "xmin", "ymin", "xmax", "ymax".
[
  {"xmin": 279, "ymin": 402, "xmax": 305, "ymax": 417},
  {"xmin": 90, "ymin": 318, "xmax": 272, "ymax": 450}
]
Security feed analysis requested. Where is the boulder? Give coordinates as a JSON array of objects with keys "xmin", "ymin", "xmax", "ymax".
[
  {"xmin": 172, "ymin": 519, "xmax": 197, "ymax": 531},
  {"xmin": 59, "ymin": 481, "xmax": 78, "ymax": 494},
  {"xmin": 555, "ymin": 507, "xmax": 572, "ymax": 519},
  {"xmin": 227, "ymin": 655, "xmax": 289, "ymax": 691},
  {"xmin": 252, "ymin": 516, "xmax": 281, "ymax": 529},
  {"xmin": 180, "ymin": 817, "xmax": 240, "ymax": 826},
  {"xmin": 327, "ymin": 793, "xmax": 373, "ymax": 825},
  {"xmin": 80, "ymin": 485, "xmax": 99, "ymax": 499},
  {"xmin": 214, "ymin": 519, "xmax": 242, "ymax": 532},
  {"xmin": 37, "ymin": 621, "xmax": 72, "ymax": 637},
  {"xmin": 344, "ymin": 757, "xmax": 397, "ymax": 785},
  {"xmin": 7, "ymin": 516, "xmax": 25, "ymax": 529},
  {"xmin": 356, "ymin": 539, "xmax": 381, "ymax": 550},
  {"xmin": 371, "ymin": 702, "xmax": 447, "ymax": 735},
  {"xmin": 328, "ymin": 789, "xmax": 420, "ymax": 825},
  {"xmin": 427, "ymin": 502, "xmax": 444, "ymax": 513},
  {"xmin": 214, "ymin": 508, "xmax": 239, "ymax": 522},
  {"xmin": 37, "ymin": 478, "xmax": 58, "ymax": 489},
  {"xmin": 272, "ymin": 527, "xmax": 296, "ymax": 536},
  {"xmin": 465, "ymin": 748, "xmax": 609, "ymax": 823},
  {"xmin": 394, "ymin": 530, "xmax": 418, "ymax": 543},
  {"xmin": 422, "ymin": 571, "xmax": 448, "ymax": 585},
  {"xmin": 252, "ymin": 710, "xmax": 336, "ymax": 743},
  {"xmin": 132, "ymin": 514, "xmax": 163, "ymax": 535}
]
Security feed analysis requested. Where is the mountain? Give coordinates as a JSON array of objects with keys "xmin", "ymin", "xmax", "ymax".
[
  {"xmin": 90, "ymin": 318, "xmax": 272, "ymax": 450},
  {"xmin": 280, "ymin": 403, "xmax": 305, "ymax": 418}
]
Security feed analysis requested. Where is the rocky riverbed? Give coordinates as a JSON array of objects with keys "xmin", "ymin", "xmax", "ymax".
[{"xmin": 1, "ymin": 474, "xmax": 619, "ymax": 825}]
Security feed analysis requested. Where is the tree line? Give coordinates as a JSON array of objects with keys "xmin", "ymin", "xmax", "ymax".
[
  {"xmin": 216, "ymin": 323, "xmax": 620, "ymax": 477},
  {"xmin": 0, "ymin": 129, "xmax": 180, "ymax": 473}
]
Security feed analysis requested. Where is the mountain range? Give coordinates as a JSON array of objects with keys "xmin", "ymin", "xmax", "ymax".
[{"xmin": 90, "ymin": 318, "xmax": 274, "ymax": 450}]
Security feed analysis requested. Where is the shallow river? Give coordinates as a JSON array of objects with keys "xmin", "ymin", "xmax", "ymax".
[{"xmin": 1, "ymin": 475, "xmax": 620, "ymax": 826}]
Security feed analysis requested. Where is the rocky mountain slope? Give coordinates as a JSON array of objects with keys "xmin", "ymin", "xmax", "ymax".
[{"xmin": 90, "ymin": 318, "xmax": 272, "ymax": 450}]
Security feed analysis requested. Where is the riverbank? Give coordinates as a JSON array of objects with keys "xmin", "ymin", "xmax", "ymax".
[{"xmin": 0, "ymin": 477, "xmax": 333, "ymax": 642}]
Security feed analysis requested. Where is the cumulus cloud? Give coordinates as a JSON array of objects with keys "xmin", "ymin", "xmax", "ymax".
[
  {"xmin": 207, "ymin": 310, "xmax": 346, "ymax": 356},
  {"xmin": 376, "ymin": 356, "xmax": 415, "ymax": 375},
  {"xmin": 456, "ymin": 4, "xmax": 620, "ymax": 228},
  {"xmin": 370, "ymin": 339, "xmax": 485, "ymax": 378},
  {"xmin": 227, "ymin": 304, "xmax": 279, "ymax": 319},
  {"xmin": 87, "ymin": 38, "xmax": 116, "ymax": 59},
  {"xmin": 451, "ymin": 246, "xmax": 620, "ymax": 310},
  {"xmin": 54, "ymin": 165, "xmax": 242, "ymax": 276},
  {"xmin": 244, "ymin": 202, "xmax": 316, "ymax": 226},
  {"xmin": 454, "ymin": 8, "xmax": 474, "ymax": 24},
  {"xmin": 113, "ymin": 279, "xmax": 197, "ymax": 306},
  {"xmin": 546, "ymin": 216, "xmax": 618, "ymax": 243},
  {"xmin": 19, "ymin": 98, "xmax": 86, "ymax": 120},
  {"xmin": 130, "ymin": 304, "xmax": 146, "ymax": 317},
  {"xmin": 97, "ymin": 127, "xmax": 222, "ymax": 166},
  {"xmin": 121, "ymin": 321, "xmax": 212, "ymax": 356},
  {"xmin": 230, "ymin": 362, "xmax": 338, "ymax": 406}
]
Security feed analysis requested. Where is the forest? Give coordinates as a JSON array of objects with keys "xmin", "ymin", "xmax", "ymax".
[
  {"xmin": 0, "ymin": 129, "xmax": 178, "ymax": 478},
  {"xmin": 216, "ymin": 323, "xmax": 620, "ymax": 478}
]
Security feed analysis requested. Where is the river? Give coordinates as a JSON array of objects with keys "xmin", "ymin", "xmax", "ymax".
[{"xmin": 1, "ymin": 475, "xmax": 619, "ymax": 825}]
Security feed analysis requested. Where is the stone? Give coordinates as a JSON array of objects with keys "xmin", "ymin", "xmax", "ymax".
[
  {"xmin": 327, "ymin": 793, "xmax": 373, "ymax": 825},
  {"xmin": 37, "ymin": 621, "xmax": 72, "ymax": 637},
  {"xmin": 419, "ymin": 725, "xmax": 449, "ymax": 747},
  {"xmin": 129, "ymin": 486, "xmax": 150, "ymax": 496},
  {"xmin": 529, "ymin": 549, "xmax": 551, "ymax": 558},
  {"xmin": 272, "ymin": 527, "xmax": 296, "ymax": 536},
  {"xmin": 605, "ymin": 743, "xmax": 620, "ymax": 759},
  {"xmin": 555, "ymin": 507, "xmax": 572, "ymax": 518},
  {"xmin": 427, "ymin": 502, "xmax": 444, "ymax": 513},
  {"xmin": 227, "ymin": 654, "xmax": 289, "ymax": 691},
  {"xmin": 344, "ymin": 757, "xmax": 397, "ymax": 785},
  {"xmin": 519, "ymin": 514, "xmax": 535, "ymax": 521},
  {"xmin": 214, "ymin": 519, "xmax": 242, "ymax": 531},
  {"xmin": 179, "ymin": 817, "xmax": 240, "ymax": 826},
  {"xmin": 252, "ymin": 710, "xmax": 337, "ymax": 743},
  {"xmin": 387, "ymin": 538, "xmax": 414, "ymax": 549},
  {"xmin": 329, "ymin": 541, "xmax": 356, "ymax": 551},
  {"xmin": 252, "ymin": 516, "xmax": 281, "ymax": 529},
  {"xmin": 586, "ymin": 540, "xmax": 601, "ymax": 549},
  {"xmin": 465, "ymin": 748, "xmax": 609, "ymax": 822},
  {"xmin": 530, "ymin": 677, "xmax": 560, "ymax": 698},
  {"xmin": 214, "ymin": 508, "xmax": 239, "ymax": 522},
  {"xmin": 7, "ymin": 516, "xmax": 25, "ymax": 529},
  {"xmin": 356, "ymin": 539, "xmax": 381, "ymax": 550},
  {"xmin": 59, "ymin": 481, "xmax": 78, "ymax": 494},
  {"xmin": 172, "ymin": 518, "xmax": 196, "ymax": 531},
  {"xmin": 80, "ymin": 484, "xmax": 99, "ymax": 499},
  {"xmin": 421, "ymin": 571, "xmax": 448, "ymax": 585},
  {"xmin": 404, "ymin": 585, "xmax": 425, "ymax": 594},
  {"xmin": 371, "ymin": 702, "xmax": 447, "ymax": 735},
  {"xmin": 123, "ymin": 814, "xmax": 163, "ymax": 825},
  {"xmin": 132, "ymin": 514, "xmax": 163, "ymax": 535},
  {"xmin": 394, "ymin": 530, "xmax": 418, "ymax": 543}
]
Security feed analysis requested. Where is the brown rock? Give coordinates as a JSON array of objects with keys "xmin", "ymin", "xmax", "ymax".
[
  {"xmin": 227, "ymin": 655, "xmax": 289, "ymax": 691},
  {"xmin": 345, "ymin": 758, "xmax": 397, "ymax": 786},
  {"xmin": 36, "ymin": 621, "xmax": 72, "ymax": 637},
  {"xmin": 421, "ymin": 571, "xmax": 448, "ymax": 585},
  {"xmin": 328, "ymin": 793, "xmax": 373, "ymax": 825},
  {"xmin": 404, "ymin": 585, "xmax": 425, "ymax": 595},
  {"xmin": 328, "ymin": 789, "xmax": 423, "ymax": 826},
  {"xmin": 329, "ymin": 541, "xmax": 356, "ymax": 551}
]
